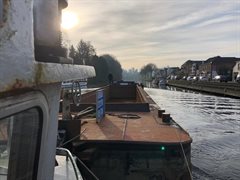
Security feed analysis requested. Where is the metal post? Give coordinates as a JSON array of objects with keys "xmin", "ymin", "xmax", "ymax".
[
  {"xmin": 158, "ymin": 109, "xmax": 165, "ymax": 118},
  {"xmin": 62, "ymin": 90, "xmax": 72, "ymax": 120}
]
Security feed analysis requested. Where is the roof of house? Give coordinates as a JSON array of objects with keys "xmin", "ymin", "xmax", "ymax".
[{"xmin": 205, "ymin": 56, "xmax": 240, "ymax": 63}]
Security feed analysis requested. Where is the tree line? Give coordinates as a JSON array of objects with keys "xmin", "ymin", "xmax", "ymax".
[
  {"xmin": 69, "ymin": 40, "xmax": 122, "ymax": 86},
  {"xmin": 68, "ymin": 39, "xmax": 159, "ymax": 85}
]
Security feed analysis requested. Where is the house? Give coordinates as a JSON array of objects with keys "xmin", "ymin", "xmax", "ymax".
[
  {"xmin": 199, "ymin": 56, "xmax": 239, "ymax": 80},
  {"xmin": 181, "ymin": 60, "xmax": 203, "ymax": 76},
  {"xmin": 232, "ymin": 61, "xmax": 240, "ymax": 81},
  {"xmin": 167, "ymin": 67, "xmax": 180, "ymax": 76}
]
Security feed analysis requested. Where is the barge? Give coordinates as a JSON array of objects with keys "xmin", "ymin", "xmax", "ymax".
[{"xmin": 59, "ymin": 82, "xmax": 192, "ymax": 180}]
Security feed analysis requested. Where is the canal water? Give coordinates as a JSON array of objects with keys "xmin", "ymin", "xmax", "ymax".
[{"xmin": 145, "ymin": 87, "xmax": 240, "ymax": 180}]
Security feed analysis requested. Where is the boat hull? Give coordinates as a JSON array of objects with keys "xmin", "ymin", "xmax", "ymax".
[{"xmin": 74, "ymin": 141, "xmax": 191, "ymax": 180}]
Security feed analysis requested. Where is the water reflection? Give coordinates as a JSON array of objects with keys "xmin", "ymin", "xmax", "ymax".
[{"xmin": 146, "ymin": 88, "xmax": 240, "ymax": 180}]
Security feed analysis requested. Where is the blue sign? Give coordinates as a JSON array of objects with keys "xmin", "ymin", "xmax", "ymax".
[{"xmin": 96, "ymin": 89, "xmax": 105, "ymax": 123}]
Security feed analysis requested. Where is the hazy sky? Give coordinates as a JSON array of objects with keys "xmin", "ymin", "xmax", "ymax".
[{"xmin": 62, "ymin": 0, "xmax": 240, "ymax": 70}]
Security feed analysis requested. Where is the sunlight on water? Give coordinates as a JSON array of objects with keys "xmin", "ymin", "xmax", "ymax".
[{"xmin": 145, "ymin": 87, "xmax": 240, "ymax": 180}]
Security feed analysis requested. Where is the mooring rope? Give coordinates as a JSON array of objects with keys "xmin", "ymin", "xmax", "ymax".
[
  {"xmin": 122, "ymin": 118, "xmax": 128, "ymax": 140},
  {"xmin": 76, "ymin": 156, "xmax": 100, "ymax": 180},
  {"xmin": 174, "ymin": 127, "xmax": 193, "ymax": 180},
  {"xmin": 59, "ymin": 128, "xmax": 86, "ymax": 147}
]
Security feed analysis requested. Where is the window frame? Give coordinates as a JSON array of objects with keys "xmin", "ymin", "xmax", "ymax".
[{"xmin": 0, "ymin": 91, "xmax": 49, "ymax": 180}]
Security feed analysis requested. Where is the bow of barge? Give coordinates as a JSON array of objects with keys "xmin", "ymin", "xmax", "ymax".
[{"xmin": 59, "ymin": 82, "xmax": 192, "ymax": 180}]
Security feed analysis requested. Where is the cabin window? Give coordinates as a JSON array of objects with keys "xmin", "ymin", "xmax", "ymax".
[{"xmin": 0, "ymin": 108, "xmax": 42, "ymax": 180}]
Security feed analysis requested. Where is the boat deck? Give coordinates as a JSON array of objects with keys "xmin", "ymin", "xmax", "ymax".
[
  {"xmin": 80, "ymin": 110, "xmax": 191, "ymax": 144},
  {"xmin": 59, "ymin": 83, "xmax": 192, "ymax": 145}
]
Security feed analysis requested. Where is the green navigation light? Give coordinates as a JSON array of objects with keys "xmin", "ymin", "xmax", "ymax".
[{"xmin": 161, "ymin": 146, "xmax": 165, "ymax": 151}]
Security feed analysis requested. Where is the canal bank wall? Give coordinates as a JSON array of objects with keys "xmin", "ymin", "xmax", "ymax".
[{"xmin": 167, "ymin": 80, "xmax": 240, "ymax": 98}]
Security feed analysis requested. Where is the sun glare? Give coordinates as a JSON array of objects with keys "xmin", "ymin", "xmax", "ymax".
[{"xmin": 61, "ymin": 11, "xmax": 79, "ymax": 30}]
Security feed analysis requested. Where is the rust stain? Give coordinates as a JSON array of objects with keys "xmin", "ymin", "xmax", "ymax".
[
  {"xmin": 1, "ymin": 65, "xmax": 45, "ymax": 93},
  {"xmin": 1, "ymin": 63, "xmax": 51, "ymax": 95},
  {"xmin": 0, "ymin": 79, "xmax": 31, "ymax": 98},
  {"xmin": 34, "ymin": 63, "xmax": 44, "ymax": 84},
  {"xmin": 12, "ymin": 79, "xmax": 24, "ymax": 89},
  {"xmin": 3, "ymin": 79, "xmax": 26, "ymax": 92}
]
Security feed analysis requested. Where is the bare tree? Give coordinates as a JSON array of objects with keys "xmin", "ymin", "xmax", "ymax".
[
  {"xmin": 75, "ymin": 40, "xmax": 96, "ymax": 65},
  {"xmin": 69, "ymin": 45, "xmax": 76, "ymax": 59},
  {"xmin": 140, "ymin": 63, "xmax": 157, "ymax": 76}
]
